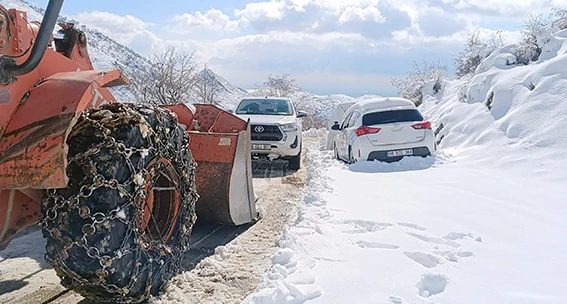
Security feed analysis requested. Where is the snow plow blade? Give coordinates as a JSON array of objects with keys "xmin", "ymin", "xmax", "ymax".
[{"xmin": 164, "ymin": 104, "xmax": 258, "ymax": 226}]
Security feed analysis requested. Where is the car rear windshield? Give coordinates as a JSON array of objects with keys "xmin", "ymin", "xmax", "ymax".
[{"xmin": 362, "ymin": 109, "xmax": 424, "ymax": 126}]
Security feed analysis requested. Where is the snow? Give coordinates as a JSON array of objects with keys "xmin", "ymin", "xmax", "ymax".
[
  {"xmin": 420, "ymin": 28, "xmax": 567, "ymax": 182},
  {"xmin": 246, "ymin": 28, "xmax": 567, "ymax": 304},
  {"xmin": 302, "ymin": 128, "xmax": 327, "ymax": 138},
  {"xmin": 245, "ymin": 133, "xmax": 567, "ymax": 303}
]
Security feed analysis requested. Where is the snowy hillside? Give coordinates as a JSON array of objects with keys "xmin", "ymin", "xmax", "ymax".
[
  {"xmin": 3, "ymin": 0, "xmax": 369, "ymax": 122},
  {"xmin": 3, "ymin": 0, "xmax": 151, "ymax": 101},
  {"xmin": 2, "ymin": 0, "xmax": 247, "ymax": 106},
  {"xmin": 196, "ymin": 68, "xmax": 250, "ymax": 108},
  {"xmin": 420, "ymin": 28, "xmax": 567, "ymax": 180}
]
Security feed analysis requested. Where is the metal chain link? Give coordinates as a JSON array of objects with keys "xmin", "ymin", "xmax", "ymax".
[{"xmin": 39, "ymin": 104, "xmax": 198, "ymax": 302}]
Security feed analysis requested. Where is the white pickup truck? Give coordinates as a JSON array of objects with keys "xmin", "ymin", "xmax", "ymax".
[{"xmin": 234, "ymin": 97, "xmax": 306, "ymax": 170}]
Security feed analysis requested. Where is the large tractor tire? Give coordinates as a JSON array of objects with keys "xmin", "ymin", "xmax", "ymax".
[{"xmin": 40, "ymin": 103, "xmax": 198, "ymax": 303}]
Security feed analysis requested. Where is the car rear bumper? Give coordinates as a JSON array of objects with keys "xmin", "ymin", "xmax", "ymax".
[
  {"xmin": 366, "ymin": 146, "xmax": 431, "ymax": 162},
  {"xmin": 356, "ymin": 132, "xmax": 436, "ymax": 162}
]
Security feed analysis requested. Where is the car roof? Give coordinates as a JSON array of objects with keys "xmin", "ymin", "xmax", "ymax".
[
  {"xmin": 240, "ymin": 97, "xmax": 292, "ymax": 101},
  {"xmin": 349, "ymin": 97, "xmax": 417, "ymax": 114}
]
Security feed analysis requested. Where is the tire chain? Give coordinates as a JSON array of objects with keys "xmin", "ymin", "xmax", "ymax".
[{"xmin": 39, "ymin": 104, "xmax": 199, "ymax": 302}]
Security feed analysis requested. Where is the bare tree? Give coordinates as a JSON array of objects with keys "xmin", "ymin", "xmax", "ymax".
[
  {"xmin": 454, "ymin": 30, "xmax": 504, "ymax": 77},
  {"xmin": 552, "ymin": 7, "xmax": 567, "ymax": 30},
  {"xmin": 253, "ymin": 73, "xmax": 300, "ymax": 97},
  {"xmin": 512, "ymin": 7, "xmax": 567, "ymax": 64},
  {"xmin": 129, "ymin": 47, "xmax": 199, "ymax": 105},
  {"xmin": 391, "ymin": 59, "xmax": 447, "ymax": 106},
  {"xmin": 192, "ymin": 63, "xmax": 223, "ymax": 105}
]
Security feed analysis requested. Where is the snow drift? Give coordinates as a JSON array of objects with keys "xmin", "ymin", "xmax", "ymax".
[{"xmin": 420, "ymin": 28, "xmax": 567, "ymax": 181}]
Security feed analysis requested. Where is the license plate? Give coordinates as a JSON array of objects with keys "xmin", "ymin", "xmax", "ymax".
[
  {"xmin": 386, "ymin": 149, "xmax": 413, "ymax": 157},
  {"xmin": 252, "ymin": 144, "xmax": 271, "ymax": 150}
]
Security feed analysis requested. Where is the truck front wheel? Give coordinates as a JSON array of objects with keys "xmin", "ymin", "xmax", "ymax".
[
  {"xmin": 288, "ymin": 147, "xmax": 301, "ymax": 170},
  {"xmin": 41, "ymin": 103, "xmax": 198, "ymax": 303}
]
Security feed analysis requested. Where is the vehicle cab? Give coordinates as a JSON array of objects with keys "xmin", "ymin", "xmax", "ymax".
[{"xmin": 234, "ymin": 97, "xmax": 307, "ymax": 169}]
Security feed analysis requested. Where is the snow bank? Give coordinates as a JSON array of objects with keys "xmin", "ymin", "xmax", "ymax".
[
  {"xmin": 242, "ymin": 142, "xmax": 335, "ymax": 303},
  {"xmin": 302, "ymin": 128, "xmax": 327, "ymax": 138},
  {"xmin": 420, "ymin": 28, "xmax": 567, "ymax": 181}
]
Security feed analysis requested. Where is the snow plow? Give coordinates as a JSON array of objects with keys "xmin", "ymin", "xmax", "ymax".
[{"xmin": 0, "ymin": 1, "xmax": 257, "ymax": 302}]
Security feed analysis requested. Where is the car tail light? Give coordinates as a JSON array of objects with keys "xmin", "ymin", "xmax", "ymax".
[
  {"xmin": 411, "ymin": 121, "xmax": 432, "ymax": 130},
  {"xmin": 355, "ymin": 126, "xmax": 381, "ymax": 136}
]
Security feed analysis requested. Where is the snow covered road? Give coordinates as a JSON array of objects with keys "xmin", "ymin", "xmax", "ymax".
[
  {"xmin": 244, "ymin": 135, "xmax": 567, "ymax": 304},
  {"xmin": 1, "ymin": 133, "xmax": 566, "ymax": 304}
]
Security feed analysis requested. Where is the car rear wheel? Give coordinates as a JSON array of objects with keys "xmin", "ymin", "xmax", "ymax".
[{"xmin": 348, "ymin": 146, "xmax": 356, "ymax": 164}]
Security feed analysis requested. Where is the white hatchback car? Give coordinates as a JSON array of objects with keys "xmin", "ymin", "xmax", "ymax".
[{"xmin": 331, "ymin": 97, "xmax": 436, "ymax": 163}]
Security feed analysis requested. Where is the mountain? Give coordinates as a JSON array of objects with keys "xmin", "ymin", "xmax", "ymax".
[
  {"xmin": 193, "ymin": 68, "xmax": 249, "ymax": 108},
  {"xmin": 3, "ymin": 0, "xmax": 153, "ymax": 101},
  {"xmin": 3, "ymin": 0, "xmax": 379, "ymax": 126}
]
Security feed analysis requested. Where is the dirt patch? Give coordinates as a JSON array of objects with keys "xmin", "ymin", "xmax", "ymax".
[{"xmin": 149, "ymin": 156, "xmax": 307, "ymax": 304}]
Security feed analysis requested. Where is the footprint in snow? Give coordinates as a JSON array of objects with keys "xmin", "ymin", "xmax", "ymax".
[
  {"xmin": 388, "ymin": 296, "xmax": 403, "ymax": 303},
  {"xmin": 404, "ymin": 252, "xmax": 444, "ymax": 268},
  {"xmin": 397, "ymin": 222, "xmax": 427, "ymax": 231},
  {"xmin": 407, "ymin": 232, "xmax": 461, "ymax": 248},
  {"xmin": 417, "ymin": 274, "xmax": 448, "ymax": 298},
  {"xmin": 336, "ymin": 219, "xmax": 393, "ymax": 234},
  {"xmin": 434, "ymin": 250, "xmax": 474, "ymax": 262},
  {"xmin": 356, "ymin": 240, "xmax": 399, "ymax": 249},
  {"xmin": 443, "ymin": 232, "xmax": 474, "ymax": 240}
]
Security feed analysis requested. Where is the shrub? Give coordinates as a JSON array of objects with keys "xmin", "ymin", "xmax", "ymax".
[
  {"xmin": 454, "ymin": 30, "xmax": 504, "ymax": 77},
  {"xmin": 391, "ymin": 60, "xmax": 447, "ymax": 106}
]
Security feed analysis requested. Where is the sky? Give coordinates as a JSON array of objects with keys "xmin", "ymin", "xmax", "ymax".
[{"xmin": 30, "ymin": 0, "xmax": 567, "ymax": 96}]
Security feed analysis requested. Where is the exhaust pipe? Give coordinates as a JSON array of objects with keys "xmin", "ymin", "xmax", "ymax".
[{"xmin": 0, "ymin": 0, "xmax": 64, "ymax": 84}]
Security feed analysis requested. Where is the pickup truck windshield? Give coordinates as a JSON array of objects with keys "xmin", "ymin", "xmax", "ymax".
[{"xmin": 236, "ymin": 98, "xmax": 293, "ymax": 115}]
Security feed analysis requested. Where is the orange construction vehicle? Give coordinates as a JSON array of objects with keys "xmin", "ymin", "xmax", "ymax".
[{"xmin": 0, "ymin": 1, "xmax": 257, "ymax": 302}]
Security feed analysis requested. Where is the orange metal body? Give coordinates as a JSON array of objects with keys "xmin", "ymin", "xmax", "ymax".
[
  {"xmin": 0, "ymin": 4, "xmax": 256, "ymax": 251},
  {"xmin": 164, "ymin": 104, "xmax": 257, "ymax": 225},
  {"xmin": 0, "ymin": 5, "xmax": 127, "ymax": 249}
]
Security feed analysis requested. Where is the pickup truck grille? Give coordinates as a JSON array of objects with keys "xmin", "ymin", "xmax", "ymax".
[{"xmin": 251, "ymin": 124, "xmax": 284, "ymax": 141}]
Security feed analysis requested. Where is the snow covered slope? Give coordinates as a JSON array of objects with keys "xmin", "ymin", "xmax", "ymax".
[
  {"xmin": 3, "ymin": 0, "xmax": 152, "ymax": 101},
  {"xmin": 1, "ymin": 0, "xmax": 247, "ymax": 106},
  {"xmin": 420, "ymin": 28, "xmax": 567, "ymax": 181},
  {"xmin": 3, "ymin": 0, "xmax": 368, "ymax": 120},
  {"xmin": 195, "ymin": 68, "xmax": 249, "ymax": 107}
]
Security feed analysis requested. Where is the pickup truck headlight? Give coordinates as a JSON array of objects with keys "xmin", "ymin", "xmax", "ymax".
[{"xmin": 280, "ymin": 123, "xmax": 298, "ymax": 132}]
